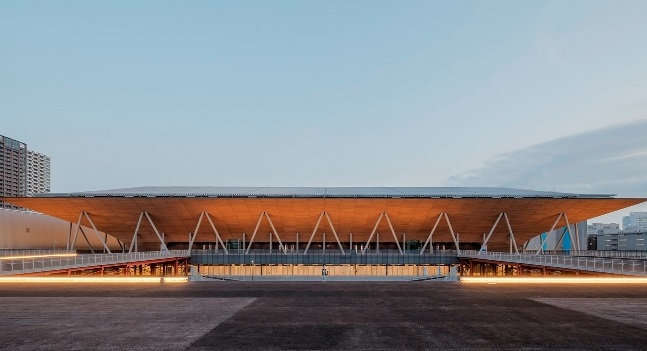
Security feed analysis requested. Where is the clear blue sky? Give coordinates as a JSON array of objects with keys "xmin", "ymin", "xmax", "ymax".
[{"xmin": 2, "ymin": 1, "xmax": 647, "ymax": 225}]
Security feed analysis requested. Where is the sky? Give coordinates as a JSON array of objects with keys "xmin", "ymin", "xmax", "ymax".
[{"xmin": 1, "ymin": 1, "xmax": 647, "ymax": 225}]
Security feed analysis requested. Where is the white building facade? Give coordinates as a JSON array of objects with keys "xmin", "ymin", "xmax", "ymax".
[{"xmin": 27, "ymin": 150, "xmax": 51, "ymax": 195}]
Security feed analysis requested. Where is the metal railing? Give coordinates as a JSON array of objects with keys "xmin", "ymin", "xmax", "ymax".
[
  {"xmin": 0, "ymin": 249, "xmax": 77, "ymax": 257},
  {"xmin": 459, "ymin": 250, "xmax": 647, "ymax": 276},
  {"xmin": 0, "ymin": 250, "xmax": 189, "ymax": 276},
  {"xmin": 554, "ymin": 250, "xmax": 647, "ymax": 259}
]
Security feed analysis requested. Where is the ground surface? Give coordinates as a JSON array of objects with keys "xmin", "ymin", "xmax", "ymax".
[{"xmin": 0, "ymin": 282, "xmax": 646, "ymax": 350}]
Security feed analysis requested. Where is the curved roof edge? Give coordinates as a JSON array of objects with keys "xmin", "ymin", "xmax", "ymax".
[{"xmin": 33, "ymin": 186, "xmax": 617, "ymax": 199}]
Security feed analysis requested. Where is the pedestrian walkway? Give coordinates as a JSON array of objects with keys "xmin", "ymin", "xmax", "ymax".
[
  {"xmin": 0, "ymin": 250, "xmax": 189, "ymax": 276},
  {"xmin": 459, "ymin": 250, "xmax": 647, "ymax": 276}
]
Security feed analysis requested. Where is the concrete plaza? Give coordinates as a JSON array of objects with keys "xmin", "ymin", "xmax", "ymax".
[{"xmin": 0, "ymin": 281, "xmax": 646, "ymax": 350}]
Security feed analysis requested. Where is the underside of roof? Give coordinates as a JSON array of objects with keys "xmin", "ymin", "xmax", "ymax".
[{"xmin": 4, "ymin": 191, "xmax": 644, "ymax": 252}]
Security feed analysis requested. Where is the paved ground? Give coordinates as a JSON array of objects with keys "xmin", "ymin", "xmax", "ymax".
[{"xmin": 0, "ymin": 281, "xmax": 646, "ymax": 350}]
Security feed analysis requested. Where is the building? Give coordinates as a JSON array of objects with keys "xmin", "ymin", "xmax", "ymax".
[
  {"xmin": 587, "ymin": 222, "xmax": 620, "ymax": 235},
  {"xmin": 0, "ymin": 135, "xmax": 28, "ymax": 207},
  {"xmin": 3, "ymin": 186, "xmax": 643, "ymax": 252},
  {"xmin": 1, "ymin": 186, "xmax": 644, "ymax": 276},
  {"xmin": 27, "ymin": 150, "xmax": 51, "ymax": 195},
  {"xmin": 596, "ymin": 230, "xmax": 647, "ymax": 251},
  {"xmin": 0, "ymin": 134, "xmax": 51, "ymax": 208},
  {"xmin": 622, "ymin": 212, "xmax": 647, "ymax": 231}
]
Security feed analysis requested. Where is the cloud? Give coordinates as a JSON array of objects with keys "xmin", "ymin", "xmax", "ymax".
[{"xmin": 446, "ymin": 119, "xmax": 647, "ymax": 198}]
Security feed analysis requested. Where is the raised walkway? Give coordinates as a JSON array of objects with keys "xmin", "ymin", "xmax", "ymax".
[
  {"xmin": 459, "ymin": 250, "xmax": 647, "ymax": 276},
  {"xmin": 0, "ymin": 250, "xmax": 189, "ymax": 276}
]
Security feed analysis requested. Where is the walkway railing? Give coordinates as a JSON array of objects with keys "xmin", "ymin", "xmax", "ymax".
[
  {"xmin": 0, "ymin": 249, "xmax": 77, "ymax": 257},
  {"xmin": 459, "ymin": 250, "xmax": 647, "ymax": 276},
  {"xmin": 0, "ymin": 250, "xmax": 189, "ymax": 276},
  {"xmin": 551, "ymin": 250, "xmax": 647, "ymax": 259}
]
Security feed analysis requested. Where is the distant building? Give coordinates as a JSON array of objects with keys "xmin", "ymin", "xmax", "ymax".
[
  {"xmin": 0, "ymin": 134, "xmax": 51, "ymax": 208},
  {"xmin": 622, "ymin": 212, "xmax": 647, "ymax": 231},
  {"xmin": 587, "ymin": 222, "xmax": 620, "ymax": 235},
  {"xmin": 27, "ymin": 150, "xmax": 51, "ymax": 195},
  {"xmin": 596, "ymin": 230, "xmax": 647, "ymax": 251},
  {"xmin": 0, "ymin": 135, "xmax": 28, "ymax": 201}
]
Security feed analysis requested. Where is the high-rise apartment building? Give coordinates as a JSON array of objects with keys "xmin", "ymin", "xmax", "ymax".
[
  {"xmin": 0, "ymin": 135, "xmax": 28, "ymax": 199},
  {"xmin": 1, "ymin": 134, "xmax": 51, "ymax": 208},
  {"xmin": 27, "ymin": 150, "xmax": 51, "ymax": 195}
]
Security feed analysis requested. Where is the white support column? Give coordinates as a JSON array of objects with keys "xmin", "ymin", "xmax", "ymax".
[
  {"xmin": 402, "ymin": 233, "xmax": 406, "ymax": 252},
  {"xmin": 444, "ymin": 213, "xmax": 461, "ymax": 255},
  {"xmin": 205, "ymin": 212, "xmax": 228, "ymax": 254},
  {"xmin": 245, "ymin": 212, "xmax": 265, "ymax": 254},
  {"xmin": 188, "ymin": 212, "xmax": 205, "ymax": 252},
  {"xmin": 264, "ymin": 212, "xmax": 286, "ymax": 254},
  {"xmin": 83, "ymin": 212, "xmax": 112, "ymax": 254},
  {"xmin": 574, "ymin": 222, "xmax": 581, "ymax": 251},
  {"xmin": 70, "ymin": 212, "xmax": 84, "ymax": 250},
  {"xmin": 128, "ymin": 212, "xmax": 144, "ymax": 252},
  {"xmin": 480, "ymin": 213, "xmax": 504, "ymax": 253},
  {"xmin": 296, "ymin": 232, "xmax": 299, "ymax": 253},
  {"xmin": 420, "ymin": 213, "xmax": 443, "ymax": 255},
  {"xmin": 67, "ymin": 223, "xmax": 72, "ymax": 250},
  {"xmin": 362, "ymin": 212, "xmax": 385, "ymax": 254},
  {"xmin": 350, "ymin": 233, "xmax": 353, "ymax": 252},
  {"xmin": 383, "ymin": 212, "xmax": 403, "ymax": 254},
  {"xmin": 536, "ymin": 213, "xmax": 563, "ymax": 254},
  {"xmin": 304, "ymin": 212, "xmax": 325, "ymax": 254},
  {"xmin": 503, "ymin": 213, "xmax": 519, "ymax": 254},
  {"xmin": 144, "ymin": 212, "xmax": 168, "ymax": 251},
  {"xmin": 376, "ymin": 232, "xmax": 379, "ymax": 252},
  {"xmin": 324, "ymin": 212, "xmax": 345, "ymax": 254}
]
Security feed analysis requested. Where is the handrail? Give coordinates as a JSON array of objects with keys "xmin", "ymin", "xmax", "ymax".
[
  {"xmin": 459, "ymin": 251, "xmax": 647, "ymax": 276},
  {"xmin": 0, "ymin": 250, "xmax": 189, "ymax": 276}
]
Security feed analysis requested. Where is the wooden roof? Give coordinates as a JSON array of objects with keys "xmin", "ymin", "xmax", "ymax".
[{"xmin": 4, "ymin": 197, "xmax": 644, "ymax": 251}]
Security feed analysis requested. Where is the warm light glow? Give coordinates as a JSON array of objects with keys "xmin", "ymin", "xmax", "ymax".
[
  {"xmin": 0, "ymin": 276, "xmax": 188, "ymax": 283},
  {"xmin": 0, "ymin": 253, "xmax": 78, "ymax": 260},
  {"xmin": 461, "ymin": 276, "xmax": 647, "ymax": 284}
]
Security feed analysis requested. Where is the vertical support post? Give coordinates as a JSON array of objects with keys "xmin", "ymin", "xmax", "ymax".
[
  {"xmin": 503, "ymin": 213, "xmax": 519, "ymax": 254},
  {"xmin": 376, "ymin": 232, "xmax": 379, "ymax": 252},
  {"xmin": 402, "ymin": 233, "xmax": 406, "ymax": 252},
  {"xmin": 128, "ymin": 212, "xmax": 144, "ymax": 252},
  {"xmin": 350, "ymin": 233, "xmax": 353, "ymax": 252},
  {"xmin": 67, "ymin": 222, "xmax": 72, "ymax": 250},
  {"xmin": 323, "ymin": 232, "xmax": 326, "ymax": 252},
  {"xmin": 296, "ymin": 233, "xmax": 299, "ymax": 253},
  {"xmin": 270, "ymin": 232, "xmax": 272, "ymax": 252}
]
